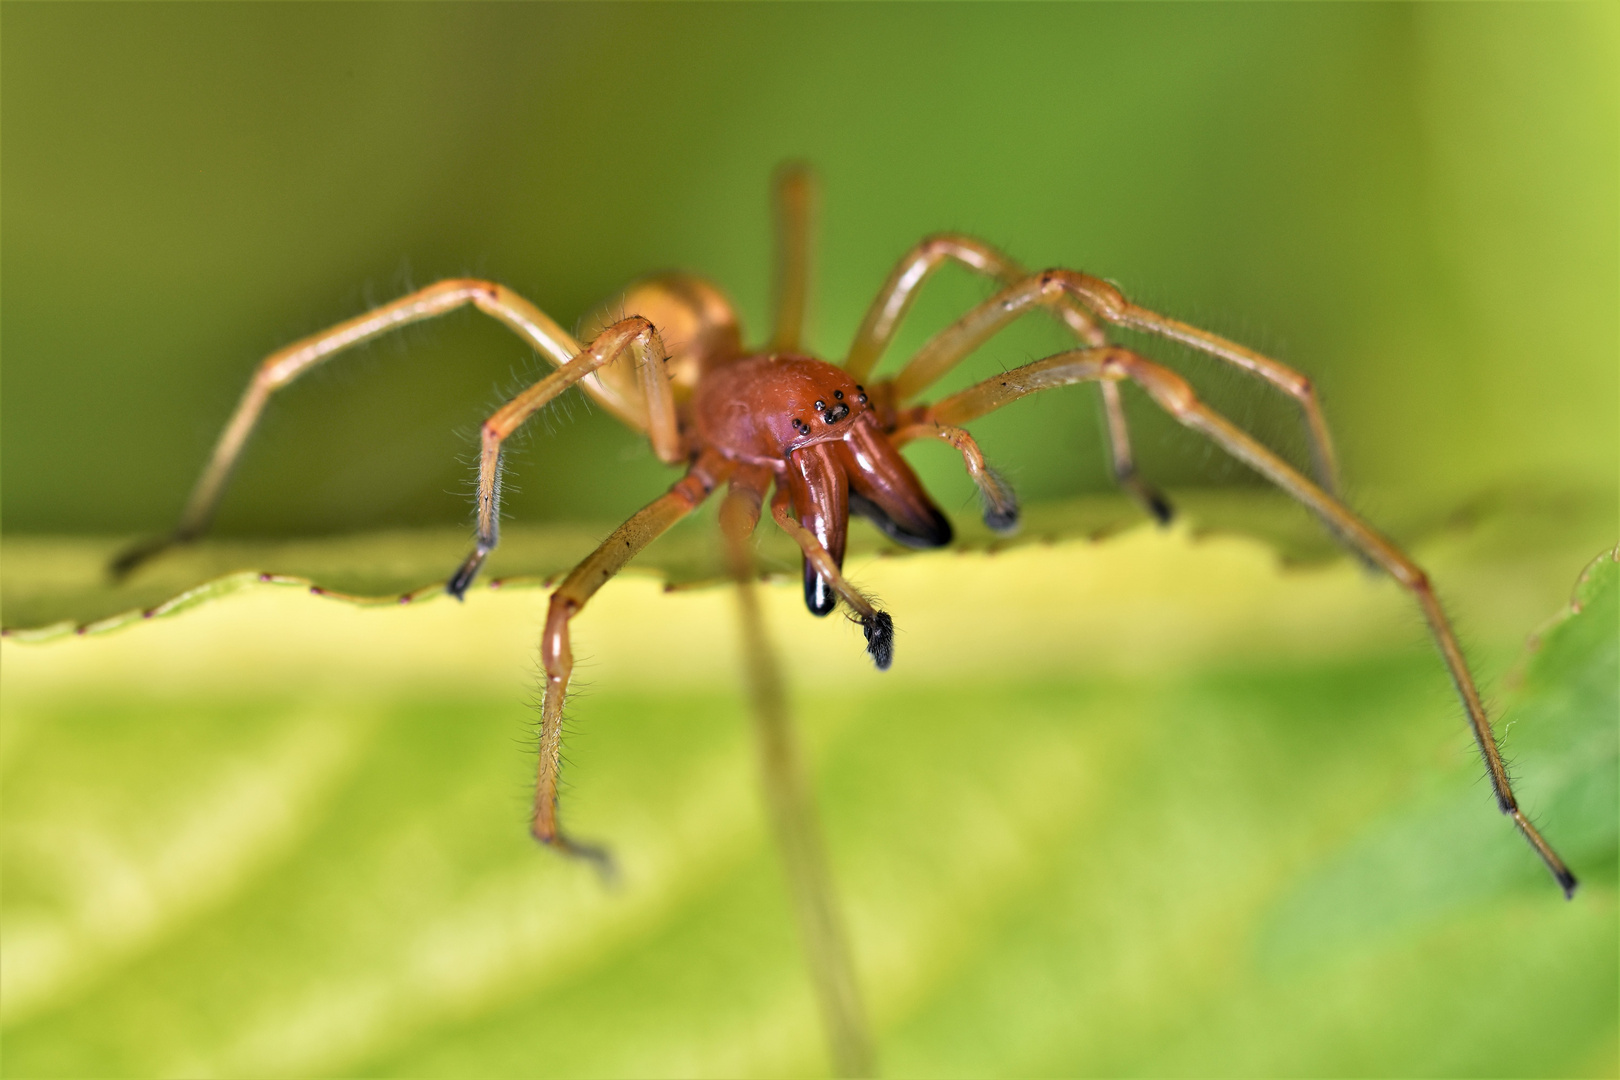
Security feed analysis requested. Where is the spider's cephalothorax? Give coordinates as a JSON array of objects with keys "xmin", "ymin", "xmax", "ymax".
[
  {"xmin": 112, "ymin": 167, "xmax": 1577, "ymax": 901},
  {"xmin": 691, "ymin": 351, "xmax": 953, "ymax": 616}
]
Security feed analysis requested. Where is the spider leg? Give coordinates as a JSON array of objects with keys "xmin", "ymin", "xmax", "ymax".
[
  {"xmin": 110, "ymin": 279, "xmax": 655, "ymax": 578},
  {"xmin": 1099, "ymin": 379, "xmax": 1173, "ymax": 526},
  {"xmin": 843, "ymin": 234, "xmax": 1173, "ymax": 522},
  {"xmin": 532, "ymin": 452, "xmax": 732, "ymax": 869},
  {"xmin": 926, "ymin": 345, "xmax": 1577, "ymax": 898},
  {"xmin": 447, "ymin": 316, "xmax": 681, "ymax": 597},
  {"xmin": 1055, "ymin": 271, "xmax": 1340, "ymax": 495},
  {"xmin": 719, "ymin": 468, "xmax": 875, "ymax": 1078},
  {"xmin": 769, "ymin": 485, "xmax": 894, "ymax": 669},
  {"xmin": 768, "ymin": 162, "xmax": 817, "ymax": 353},
  {"xmin": 890, "ymin": 421, "xmax": 1019, "ymax": 534},
  {"xmin": 886, "ymin": 269, "xmax": 1337, "ymax": 495}
]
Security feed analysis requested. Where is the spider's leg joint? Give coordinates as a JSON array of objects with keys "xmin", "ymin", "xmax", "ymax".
[{"xmin": 1036, "ymin": 268, "xmax": 1071, "ymax": 298}]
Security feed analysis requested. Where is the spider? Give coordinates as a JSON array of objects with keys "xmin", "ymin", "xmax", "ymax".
[{"xmin": 112, "ymin": 165, "xmax": 1576, "ymax": 901}]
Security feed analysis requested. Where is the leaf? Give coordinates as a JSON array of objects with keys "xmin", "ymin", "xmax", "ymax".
[
  {"xmin": 1257, "ymin": 547, "xmax": 1619, "ymax": 966},
  {"xmin": 2, "ymin": 521, "xmax": 1613, "ymax": 1076},
  {"xmin": 4, "ymin": 483, "xmax": 1606, "ymax": 642}
]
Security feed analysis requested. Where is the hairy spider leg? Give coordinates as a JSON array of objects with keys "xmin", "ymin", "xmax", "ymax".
[
  {"xmin": 533, "ymin": 452, "xmax": 735, "ymax": 869},
  {"xmin": 447, "ymin": 316, "xmax": 682, "ymax": 597},
  {"xmin": 890, "ymin": 422, "xmax": 1019, "ymax": 533},
  {"xmin": 878, "ymin": 265, "xmax": 1339, "ymax": 497},
  {"xmin": 924, "ymin": 345, "xmax": 1577, "ymax": 898},
  {"xmin": 1098, "ymin": 378, "xmax": 1174, "ymax": 525},
  {"xmin": 110, "ymin": 279, "xmax": 657, "ymax": 578},
  {"xmin": 842, "ymin": 233, "xmax": 1173, "ymax": 522},
  {"xmin": 720, "ymin": 469, "xmax": 874, "ymax": 1078},
  {"xmin": 889, "ymin": 269, "xmax": 1362, "ymax": 555},
  {"xmin": 769, "ymin": 484, "xmax": 894, "ymax": 670},
  {"xmin": 769, "ymin": 162, "xmax": 817, "ymax": 354},
  {"xmin": 1053, "ymin": 270, "xmax": 1340, "ymax": 495}
]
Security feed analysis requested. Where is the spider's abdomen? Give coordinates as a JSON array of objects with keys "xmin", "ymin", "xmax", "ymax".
[{"xmin": 691, "ymin": 353, "xmax": 869, "ymax": 465}]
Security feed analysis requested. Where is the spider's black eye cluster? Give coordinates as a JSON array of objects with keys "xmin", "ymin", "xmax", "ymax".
[
  {"xmin": 855, "ymin": 384, "xmax": 869, "ymax": 405},
  {"xmin": 815, "ymin": 392, "xmax": 852, "ymax": 425},
  {"xmin": 791, "ymin": 417, "xmax": 809, "ymax": 435}
]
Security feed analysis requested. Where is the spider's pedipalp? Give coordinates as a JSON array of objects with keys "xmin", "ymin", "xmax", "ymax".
[
  {"xmin": 890, "ymin": 421, "xmax": 1019, "ymax": 536},
  {"xmin": 862, "ymin": 610, "xmax": 895, "ymax": 670},
  {"xmin": 844, "ymin": 235, "xmax": 1189, "ymax": 530},
  {"xmin": 770, "ymin": 483, "xmax": 897, "ymax": 670},
  {"xmin": 978, "ymin": 465, "xmax": 1021, "ymax": 535}
]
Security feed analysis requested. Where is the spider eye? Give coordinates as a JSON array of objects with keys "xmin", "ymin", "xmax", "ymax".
[
  {"xmin": 833, "ymin": 390, "xmax": 844, "ymax": 400},
  {"xmin": 814, "ymin": 400, "xmax": 825, "ymax": 410}
]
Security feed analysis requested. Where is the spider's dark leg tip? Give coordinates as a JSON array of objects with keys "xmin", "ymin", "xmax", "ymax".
[
  {"xmin": 446, "ymin": 547, "xmax": 489, "ymax": 601},
  {"xmin": 983, "ymin": 505, "xmax": 1020, "ymax": 536},
  {"xmin": 538, "ymin": 831, "xmax": 619, "ymax": 886},
  {"xmin": 1146, "ymin": 490, "xmax": 1175, "ymax": 527},
  {"xmin": 1558, "ymin": 869, "xmax": 1578, "ymax": 901},
  {"xmin": 108, "ymin": 534, "xmax": 175, "ymax": 581},
  {"xmin": 863, "ymin": 611, "xmax": 895, "ymax": 671}
]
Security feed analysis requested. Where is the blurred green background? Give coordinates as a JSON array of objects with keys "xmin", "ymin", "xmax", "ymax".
[
  {"xmin": 2, "ymin": 4, "xmax": 1617, "ymax": 1077},
  {"xmin": 3, "ymin": 2, "xmax": 1614, "ymax": 536}
]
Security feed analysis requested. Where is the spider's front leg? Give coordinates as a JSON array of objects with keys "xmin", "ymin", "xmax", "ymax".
[
  {"xmin": 530, "ymin": 453, "xmax": 731, "ymax": 867},
  {"xmin": 446, "ymin": 316, "xmax": 683, "ymax": 598},
  {"xmin": 844, "ymin": 234, "xmax": 1174, "ymax": 524},
  {"xmin": 871, "ymin": 265, "xmax": 1343, "ymax": 524}
]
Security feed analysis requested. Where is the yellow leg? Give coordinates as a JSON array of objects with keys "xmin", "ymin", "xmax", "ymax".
[
  {"xmin": 721, "ymin": 470, "xmax": 875, "ymax": 1078},
  {"xmin": 112, "ymin": 278, "xmax": 649, "ymax": 577},
  {"xmin": 447, "ymin": 316, "xmax": 682, "ymax": 597},
  {"xmin": 927, "ymin": 344, "xmax": 1575, "ymax": 898},
  {"xmin": 531, "ymin": 454, "xmax": 731, "ymax": 864},
  {"xmin": 843, "ymin": 234, "xmax": 1170, "ymax": 519},
  {"xmin": 769, "ymin": 162, "xmax": 818, "ymax": 353}
]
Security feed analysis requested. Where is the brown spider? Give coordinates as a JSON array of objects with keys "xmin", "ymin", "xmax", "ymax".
[{"xmin": 112, "ymin": 166, "xmax": 1576, "ymax": 900}]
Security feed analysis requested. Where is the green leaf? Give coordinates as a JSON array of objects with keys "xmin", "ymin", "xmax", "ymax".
[
  {"xmin": 4, "ymin": 484, "xmax": 1604, "ymax": 641},
  {"xmin": 2, "ymin": 523, "xmax": 1613, "ymax": 1076}
]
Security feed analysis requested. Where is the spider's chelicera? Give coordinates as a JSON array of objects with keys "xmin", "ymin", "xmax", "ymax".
[{"xmin": 112, "ymin": 167, "xmax": 1576, "ymax": 899}]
